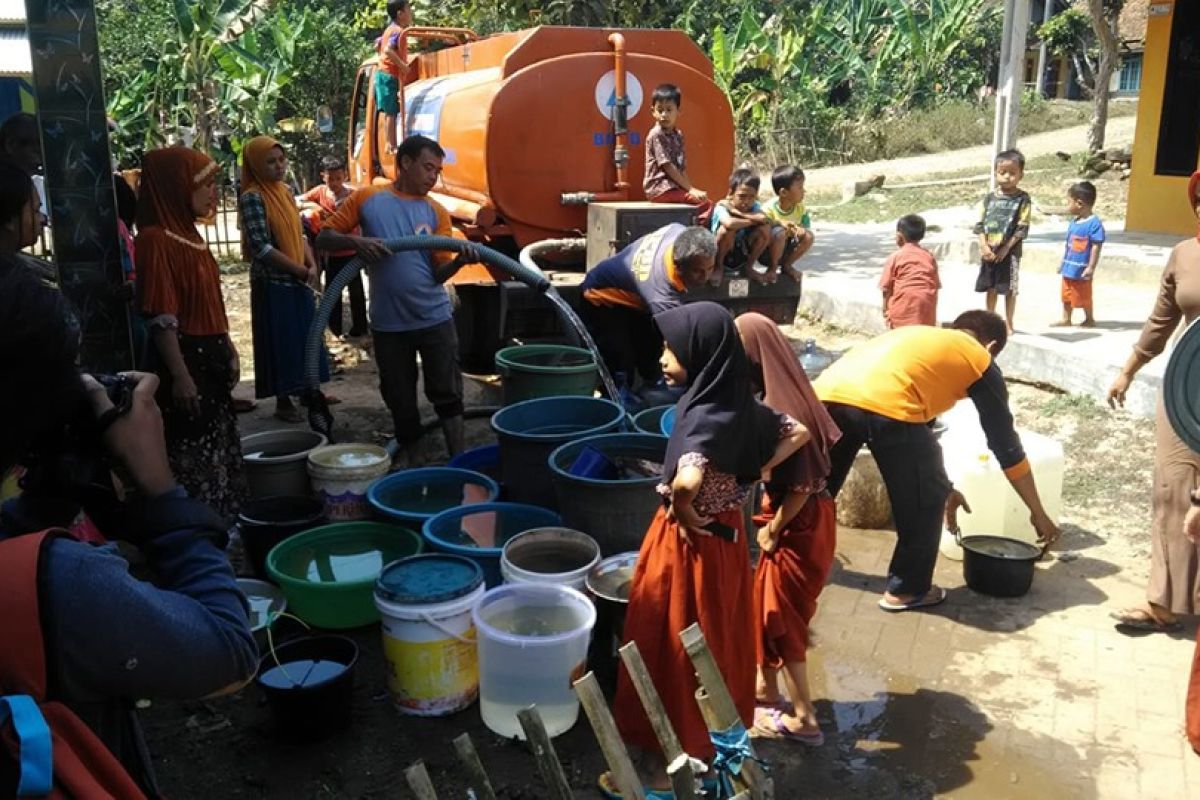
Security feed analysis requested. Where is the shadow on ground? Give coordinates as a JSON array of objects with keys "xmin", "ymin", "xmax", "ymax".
[{"xmin": 764, "ymin": 685, "xmax": 1090, "ymax": 799}]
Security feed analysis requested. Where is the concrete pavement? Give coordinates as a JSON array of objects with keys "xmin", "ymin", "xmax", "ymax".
[{"xmin": 795, "ymin": 219, "xmax": 1182, "ymax": 418}]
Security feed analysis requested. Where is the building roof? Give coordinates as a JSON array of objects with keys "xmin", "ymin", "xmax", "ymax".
[
  {"xmin": 0, "ymin": 27, "xmax": 29, "ymax": 77},
  {"xmin": 1068, "ymin": 0, "xmax": 1148, "ymax": 46}
]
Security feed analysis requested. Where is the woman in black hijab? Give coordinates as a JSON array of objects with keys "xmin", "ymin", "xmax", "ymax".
[{"xmin": 606, "ymin": 302, "xmax": 809, "ymax": 793}]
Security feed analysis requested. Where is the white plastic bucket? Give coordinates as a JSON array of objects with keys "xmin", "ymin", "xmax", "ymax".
[
  {"xmin": 472, "ymin": 583, "xmax": 596, "ymax": 739},
  {"xmin": 500, "ymin": 527, "xmax": 601, "ymax": 590},
  {"xmin": 307, "ymin": 444, "xmax": 389, "ymax": 521},
  {"xmin": 374, "ymin": 554, "xmax": 486, "ymax": 716}
]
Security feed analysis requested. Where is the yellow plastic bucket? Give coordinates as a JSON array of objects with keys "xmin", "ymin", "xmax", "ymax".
[{"xmin": 373, "ymin": 554, "xmax": 485, "ymax": 716}]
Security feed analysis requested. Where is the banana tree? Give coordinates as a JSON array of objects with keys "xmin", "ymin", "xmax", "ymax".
[{"xmin": 170, "ymin": 0, "xmax": 272, "ymax": 150}]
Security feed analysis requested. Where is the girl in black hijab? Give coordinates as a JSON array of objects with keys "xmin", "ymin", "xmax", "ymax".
[{"xmin": 606, "ymin": 302, "xmax": 809, "ymax": 794}]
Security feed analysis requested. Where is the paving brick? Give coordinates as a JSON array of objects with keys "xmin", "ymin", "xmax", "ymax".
[{"xmin": 1138, "ymin": 752, "xmax": 1187, "ymax": 799}]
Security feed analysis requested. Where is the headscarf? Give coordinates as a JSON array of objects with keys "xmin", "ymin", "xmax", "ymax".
[
  {"xmin": 735, "ymin": 312, "xmax": 841, "ymax": 493},
  {"xmin": 134, "ymin": 147, "xmax": 228, "ymax": 334},
  {"xmin": 136, "ymin": 146, "xmax": 217, "ymax": 239},
  {"xmin": 1189, "ymin": 171, "xmax": 1200, "ymax": 242},
  {"xmin": 657, "ymin": 301, "xmax": 782, "ymax": 485},
  {"xmin": 240, "ymin": 136, "xmax": 304, "ymax": 263}
]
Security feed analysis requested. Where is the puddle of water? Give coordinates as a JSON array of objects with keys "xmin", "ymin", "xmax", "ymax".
[{"xmin": 765, "ymin": 648, "xmax": 1093, "ymax": 798}]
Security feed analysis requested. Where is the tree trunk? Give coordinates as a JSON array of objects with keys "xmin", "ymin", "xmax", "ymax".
[{"xmin": 1085, "ymin": 0, "xmax": 1122, "ymax": 153}]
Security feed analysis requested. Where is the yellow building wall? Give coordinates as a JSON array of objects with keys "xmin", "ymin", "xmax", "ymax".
[{"xmin": 1126, "ymin": 1, "xmax": 1199, "ymax": 235}]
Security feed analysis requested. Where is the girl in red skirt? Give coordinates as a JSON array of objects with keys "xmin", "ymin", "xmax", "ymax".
[
  {"xmin": 736, "ymin": 312, "xmax": 842, "ymax": 747},
  {"xmin": 606, "ymin": 302, "xmax": 809, "ymax": 795}
]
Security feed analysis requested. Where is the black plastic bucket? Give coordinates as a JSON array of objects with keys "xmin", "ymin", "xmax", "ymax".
[
  {"xmin": 256, "ymin": 635, "xmax": 358, "ymax": 742},
  {"xmin": 960, "ymin": 534, "xmax": 1042, "ymax": 598},
  {"xmin": 238, "ymin": 496, "xmax": 327, "ymax": 580}
]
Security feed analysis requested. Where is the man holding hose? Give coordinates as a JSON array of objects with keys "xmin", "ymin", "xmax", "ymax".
[{"xmin": 317, "ymin": 134, "xmax": 478, "ymax": 466}]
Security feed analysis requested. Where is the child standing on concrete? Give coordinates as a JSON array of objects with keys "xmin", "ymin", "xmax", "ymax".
[
  {"xmin": 764, "ymin": 165, "xmax": 814, "ymax": 283},
  {"xmin": 710, "ymin": 168, "xmax": 772, "ymax": 286},
  {"xmin": 973, "ymin": 149, "xmax": 1031, "ymax": 335},
  {"xmin": 1053, "ymin": 181, "xmax": 1104, "ymax": 328},
  {"xmin": 643, "ymin": 83, "xmax": 712, "ymax": 223},
  {"xmin": 375, "ymin": 0, "xmax": 413, "ymax": 155},
  {"xmin": 879, "ymin": 214, "xmax": 939, "ymax": 328}
]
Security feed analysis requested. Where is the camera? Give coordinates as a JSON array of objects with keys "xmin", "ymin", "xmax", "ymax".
[{"xmin": 17, "ymin": 372, "xmax": 137, "ymax": 518}]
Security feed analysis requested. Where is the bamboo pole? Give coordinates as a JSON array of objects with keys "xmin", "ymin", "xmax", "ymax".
[
  {"xmin": 403, "ymin": 761, "xmax": 439, "ymax": 800},
  {"xmin": 517, "ymin": 706, "xmax": 574, "ymax": 800},
  {"xmin": 680, "ymin": 624, "xmax": 773, "ymax": 799},
  {"xmin": 451, "ymin": 733, "xmax": 496, "ymax": 800},
  {"xmin": 618, "ymin": 641, "xmax": 700, "ymax": 798},
  {"xmin": 574, "ymin": 672, "xmax": 646, "ymax": 800}
]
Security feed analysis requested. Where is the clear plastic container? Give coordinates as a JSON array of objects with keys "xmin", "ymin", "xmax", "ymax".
[
  {"xmin": 472, "ymin": 583, "xmax": 596, "ymax": 739},
  {"xmin": 939, "ymin": 402, "xmax": 1064, "ymax": 558}
]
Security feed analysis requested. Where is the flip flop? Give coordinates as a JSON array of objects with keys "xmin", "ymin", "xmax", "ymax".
[
  {"xmin": 878, "ymin": 585, "xmax": 947, "ymax": 612},
  {"xmin": 754, "ymin": 697, "xmax": 794, "ymax": 713},
  {"xmin": 231, "ymin": 397, "xmax": 257, "ymax": 414},
  {"xmin": 1110, "ymin": 609, "xmax": 1183, "ymax": 634},
  {"xmin": 751, "ymin": 706, "xmax": 825, "ymax": 746},
  {"xmin": 597, "ymin": 772, "xmax": 674, "ymax": 799}
]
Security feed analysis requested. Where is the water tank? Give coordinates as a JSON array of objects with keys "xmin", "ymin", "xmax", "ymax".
[{"xmin": 350, "ymin": 27, "xmax": 735, "ymax": 246}]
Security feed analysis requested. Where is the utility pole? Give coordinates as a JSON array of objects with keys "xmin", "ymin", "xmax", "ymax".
[
  {"xmin": 992, "ymin": 0, "xmax": 1034, "ymax": 181},
  {"xmin": 24, "ymin": 0, "xmax": 132, "ymax": 373},
  {"xmin": 1035, "ymin": 0, "xmax": 1056, "ymax": 97}
]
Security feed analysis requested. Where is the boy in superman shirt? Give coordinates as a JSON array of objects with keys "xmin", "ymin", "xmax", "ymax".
[{"xmin": 1052, "ymin": 181, "xmax": 1104, "ymax": 328}]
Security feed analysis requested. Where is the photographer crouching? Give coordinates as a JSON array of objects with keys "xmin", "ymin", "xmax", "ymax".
[{"xmin": 0, "ymin": 262, "xmax": 257, "ymax": 796}]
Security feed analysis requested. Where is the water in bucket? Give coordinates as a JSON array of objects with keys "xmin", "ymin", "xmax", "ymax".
[{"xmin": 473, "ymin": 584, "xmax": 596, "ymax": 738}]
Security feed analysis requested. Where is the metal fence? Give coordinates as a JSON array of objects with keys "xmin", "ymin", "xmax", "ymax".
[{"xmin": 29, "ymin": 174, "xmax": 248, "ymax": 263}]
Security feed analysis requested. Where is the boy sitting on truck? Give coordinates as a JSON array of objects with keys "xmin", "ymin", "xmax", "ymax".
[
  {"xmin": 709, "ymin": 168, "xmax": 772, "ymax": 286},
  {"xmin": 643, "ymin": 83, "xmax": 712, "ymax": 224},
  {"xmin": 764, "ymin": 164, "xmax": 815, "ymax": 283},
  {"xmin": 375, "ymin": 0, "xmax": 413, "ymax": 155}
]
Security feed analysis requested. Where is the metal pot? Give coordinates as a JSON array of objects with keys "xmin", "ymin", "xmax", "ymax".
[{"xmin": 955, "ymin": 530, "xmax": 1043, "ymax": 598}]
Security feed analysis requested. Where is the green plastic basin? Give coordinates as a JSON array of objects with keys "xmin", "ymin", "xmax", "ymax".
[
  {"xmin": 494, "ymin": 344, "xmax": 598, "ymax": 405},
  {"xmin": 266, "ymin": 521, "xmax": 423, "ymax": 629}
]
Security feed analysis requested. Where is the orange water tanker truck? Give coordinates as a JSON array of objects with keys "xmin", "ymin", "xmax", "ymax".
[{"xmin": 345, "ymin": 25, "xmax": 801, "ymax": 371}]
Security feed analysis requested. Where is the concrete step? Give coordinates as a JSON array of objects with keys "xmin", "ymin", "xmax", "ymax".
[{"xmin": 798, "ymin": 223, "xmax": 1165, "ymax": 418}]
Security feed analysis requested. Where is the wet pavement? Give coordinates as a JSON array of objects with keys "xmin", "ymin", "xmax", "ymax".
[{"xmin": 758, "ymin": 525, "xmax": 1198, "ymax": 799}]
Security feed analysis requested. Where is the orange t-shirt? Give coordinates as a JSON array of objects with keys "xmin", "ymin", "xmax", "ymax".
[
  {"xmin": 880, "ymin": 243, "xmax": 940, "ymax": 328},
  {"xmin": 378, "ymin": 23, "xmax": 409, "ymax": 79},
  {"xmin": 815, "ymin": 327, "xmax": 991, "ymax": 424}
]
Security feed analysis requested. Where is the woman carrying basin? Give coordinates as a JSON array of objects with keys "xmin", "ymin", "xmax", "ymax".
[{"xmin": 604, "ymin": 302, "xmax": 808, "ymax": 796}]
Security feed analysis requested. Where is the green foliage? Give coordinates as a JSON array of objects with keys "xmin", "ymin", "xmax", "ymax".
[
  {"xmin": 1038, "ymin": 7, "xmax": 1094, "ymax": 58},
  {"xmin": 100, "ymin": 0, "xmax": 1009, "ymax": 171}
]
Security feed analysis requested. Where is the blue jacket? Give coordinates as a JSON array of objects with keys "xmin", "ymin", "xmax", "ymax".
[{"xmin": 0, "ymin": 487, "xmax": 259, "ymax": 796}]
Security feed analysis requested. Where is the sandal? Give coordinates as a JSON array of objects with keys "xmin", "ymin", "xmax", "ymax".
[
  {"xmin": 878, "ymin": 585, "xmax": 946, "ymax": 612},
  {"xmin": 231, "ymin": 397, "xmax": 257, "ymax": 413},
  {"xmin": 597, "ymin": 772, "xmax": 674, "ymax": 799},
  {"xmin": 1111, "ymin": 608, "xmax": 1183, "ymax": 634},
  {"xmin": 273, "ymin": 406, "xmax": 303, "ymax": 424},
  {"xmin": 751, "ymin": 707, "xmax": 824, "ymax": 746}
]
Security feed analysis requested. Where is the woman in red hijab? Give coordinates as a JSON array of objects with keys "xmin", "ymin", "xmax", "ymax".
[
  {"xmin": 1108, "ymin": 171, "xmax": 1200, "ymax": 636},
  {"xmin": 736, "ymin": 313, "xmax": 841, "ymax": 746},
  {"xmin": 136, "ymin": 147, "xmax": 248, "ymax": 520}
]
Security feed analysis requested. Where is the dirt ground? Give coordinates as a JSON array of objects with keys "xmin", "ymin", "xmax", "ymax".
[{"xmin": 139, "ymin": 278, "xmax": 1161, "ymax": 798}]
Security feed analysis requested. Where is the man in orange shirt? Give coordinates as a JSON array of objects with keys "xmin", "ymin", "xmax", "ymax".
[{"xmin": 814, "ymin": 311, "xmax": 1059, "ymax": 611}]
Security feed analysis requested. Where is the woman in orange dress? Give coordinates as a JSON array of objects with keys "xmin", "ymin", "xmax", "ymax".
[
  {"xmin": 736, "ymin": 312, "xmax": 841, "ymax": 746},
  {"xmin": 137, "ymin": 147, "xmax": 248, "ymax": 520},
  {"xmin": 606, "ymin": 302, "xmax": 809, "ymax": 794}
]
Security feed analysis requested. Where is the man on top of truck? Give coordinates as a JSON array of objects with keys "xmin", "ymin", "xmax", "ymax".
[
  {"xmin": 317, "ymin": 135, "xmax": 479, "ymax": 468},
  {"xmin": 579, "ymin": 223, "xmax": 716, "ymax": 395}
]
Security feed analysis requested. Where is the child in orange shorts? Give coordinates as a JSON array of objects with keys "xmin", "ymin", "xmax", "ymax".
[{"xmin": 1053, "ymin": 181, "xmax": 1103, "ymax": 328}]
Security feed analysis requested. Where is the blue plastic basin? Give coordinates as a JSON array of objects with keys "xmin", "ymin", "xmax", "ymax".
[
  {"xmin": 367, "ymin": 468, "xmax": 500, "ymax": 527},
  {"xmin": 422, "ymin": 502, "xmax": 563, "ymax": 586}
]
